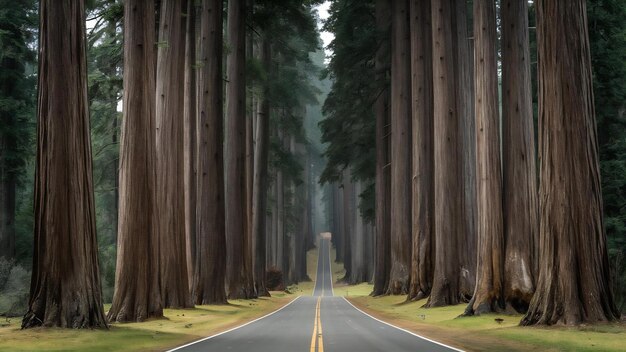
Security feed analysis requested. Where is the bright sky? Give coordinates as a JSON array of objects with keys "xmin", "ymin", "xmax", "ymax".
[{"xmin": 315, "ymin": 1, "xmax": 334, "ymax": 64}]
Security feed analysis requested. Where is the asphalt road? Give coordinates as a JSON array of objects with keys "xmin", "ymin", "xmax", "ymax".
[{"xmin": 169, "ymin": 236, "xmax": 462, "ymax": 352}]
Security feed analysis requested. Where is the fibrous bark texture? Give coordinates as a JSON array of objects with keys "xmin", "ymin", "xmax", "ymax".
[
  {"xmin": 521, "ymin": 0, "xmax": 620, "ymax": 326},
  {"xmin": 225, "ymin": 0, "xmax": 256, "ymax": 299},
  {"xmin": 183, "ymin": 0, "xmax": 198, "ymax": 291},
  {"xmin": 108, "ymin": 0, "xmax": 163, "ymax": 323},
  {"xmin": 252, "ymin": 38, "xmax": 271, "ymax": 297},
  {"xmin": 22, "ymin": 0, "xmax": 107, "ymax": 329},
  {"xmin": 427, "ymin": 0, "xmax": 462, "ymax": 308},
  {"xmin": 387, "ymin": 0, "xmax": 412, "ymax": 296},
  {"xmin": 408, "ymin": 0, "xmax": 434, "ymax": 302},
  {"xmin": 453, "ymin": 0, "xmax": 476, "ymax": 300},
  {"xmin": 372, "ymin": 0, "xmax": 391, "ymax": 298},
  {"xmin": 193, "ymin": 0, "xmax": 227, "ymax": 305},
  {"xmin": 501, "ymin": 0, "xmax": 538, "ymax": 313},
  {"xmin": 156, "ymin": 0, "xmax": 193, "ymax": 309},
  {"xmin": 466, "ymin": 0, "xmax": 504, "ymax": 316}
]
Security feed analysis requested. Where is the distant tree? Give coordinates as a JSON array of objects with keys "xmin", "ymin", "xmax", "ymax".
[
  {"xmin": 108, "ymin": 0, "xmax": 163, "ymax": 323},
  {"xmin": 22, "ymin": 0, "xmax": 107, "ymax": 328},
  {"xmin": 521, "ymin": 0, "xmax": 620, "ymax": 325}
]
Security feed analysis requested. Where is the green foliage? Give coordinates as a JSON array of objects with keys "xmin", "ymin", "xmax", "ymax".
[
  {"xmin": 319, "ymin": 0, "xmax": 379, "ymax": 221},
  {"xmin": 588, "ymin": 0, "xmax": 626, "ymax": 311},
  {"xmin": 0, "ymin": 258, "xmax": 30, "ymax": 317}
]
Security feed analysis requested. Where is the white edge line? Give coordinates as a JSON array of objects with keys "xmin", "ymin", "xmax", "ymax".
[
  {"xmin": 342, "ymin": 297, "xmax": 465, "ymax": 352},
  {"xmin": 327, "ymin": 238, "xmax": 334, "ymax": 296},
  {"xmin": 166, "ymin": 295, "xmax": 302, "ymax": 352}
]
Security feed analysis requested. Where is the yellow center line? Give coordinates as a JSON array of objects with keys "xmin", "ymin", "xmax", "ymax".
[{"xmin": 310, "ymin": 297, "xmax": 324, "ymax": 352}]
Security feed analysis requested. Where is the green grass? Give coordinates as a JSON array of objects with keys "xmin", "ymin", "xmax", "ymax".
[
  {"xmin": 345, "ymin": 290, "xmax": 626, "ymax": 352},
  {"xmin": 0, "ymin": 295, "xmax": 295, "ymax": 351}
]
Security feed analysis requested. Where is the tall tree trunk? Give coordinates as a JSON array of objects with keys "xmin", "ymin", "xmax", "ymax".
[
  {"xmin": 341, "ymin": 173, "xmax": 353, "ymax": 282},
  {"xmin": 408, "ymin": 0, "xmax": 434, "ymax": 302},
  {"xmin": 387, "ymin": 0, "xmax": 412, "ymax": 296},
  {"xmin": 22, "ymin": 0, "xmax": 107, "ymax": 328},
  {"xmin": 465, "ymin": 0, "xmax": 504, "ymax": 316},
  {"xmin": 453, "ymin": 0, "xmax": 476, "ymax": 300},
  {"xmin": 521, "ymin": 0, "xmax": 620, "ymax": 326},
  {"xmin": 427, "ymin": 0, "xmax": 462, "ymax": 307},
  {"xmin": 183, "ymin": 0, "xmax": 198, "ymax": 292},
  {"xmin": 276, "ymin": 148, "xmax": 284, "ymax": 272},
  {"xmin": 333, "ymin": 183, "xmax": 344, "ymax": 263},
  {"xmin": 193, "ymin": 0, "xmax": 227, "ymax": 305},
  {"xmin": 253, "ymin": 38, "xmax": 271, "ymax": 297},
  {"xmin": 372, "ymin": 0, "xmax": 391, "ymax": 297},
  {"xmin": 156, "ymin": 0, "xmax": 192, "ymax": 309},
  {"xmin": 225, "ymin": 0, "xmax": 256, "ymax": 299},
  {"xmin": 501, "ymin": 0, "xmax": 538, "ymax": 313},
  {"xmin": 108, "ymin": 0, "xmax": 163, "ymax": 323}
]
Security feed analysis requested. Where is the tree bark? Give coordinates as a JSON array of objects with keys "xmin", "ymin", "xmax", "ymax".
[
  {"xmin": 521, "ymin": 0, "xmax": 621, "ymax": 326},
  {"xmin": 372, "ymin": 0, "xmax": 391, "ymax": 298},
  {"xmin": 501, "ymin": 0, "xmax": 538, "ymax": 313},
  {"xmin": 0, "ymin": 126, "xmax": 16, "ymax": 261},
  {"xmin": 453, "ymin": 0, "xmax": 476, "ymax": 300},
  {"xmin": 341, "ymin": 173, "xmax": 354, "ymax": 282},
  {"xmin": 108, "ymin": 0, "xmax": 163, "ymax": 323},
  {"xmin": 427, "ymin": 0, "xmax": 462, "ymax": 308},
  {"xmin": 225, "ymin": 0, "xmax": 256, "ymax": 299},
  {"xmin": 387, "ymin": 0, "xmax": 412, "ymax": 296},
  {"xmin": 465, "ymin": 0, "xmax": 504, "ymax": 316},
  {"xmin": 22, "ymin": 0, "xmax": 107, "ymax": 328},
  {"xmin": 252, "ymin": 38, "xmax": 272, "ymax": 297},
  {"xmin": 183, "ymin": 0, "xmax": 198, "ymax": 292},
  {"xmin": 408, "ymin": 0, "xmax": 434, "ymax": 302},
  {"xmin": 193, "ymin": 0, "xmax": 227, "ymax": 305},
  {"xmin": 156, "ymin": 0, "xmax": 192, "ymax": 309}
]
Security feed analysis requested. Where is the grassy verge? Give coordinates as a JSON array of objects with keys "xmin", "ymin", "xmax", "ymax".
[
  {"xmin": 343, "ymin": 287, "xmax": 626, "ymax": 352},
  {"xmin": 0, "ymin": 294, "xmax": 298, "ymax": 351},
  {"xmin": 324, "ymin": 241, "xmax": 626, "ymax": 351}
]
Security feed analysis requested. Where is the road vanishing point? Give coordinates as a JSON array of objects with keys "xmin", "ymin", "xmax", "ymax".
[{"xmin": 169, "ymin": 236, "xmax": 462, "ymax": 352}]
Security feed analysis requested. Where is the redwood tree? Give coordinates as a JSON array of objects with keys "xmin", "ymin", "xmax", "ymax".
[
  {"xmin": 108, "ymin": 0, "xmax": 162, "ymax": 323},
  {"xmin": 466, "ymin": 0, "xmax": 504, "ymax": 315},
  {"xmin": 408, "ymin": 0, "xmax": 434, "ymax": 302},
  {"xmin": 372, "ymin": 0, "xmax": 391, "ymax": 297},
  {"xmin": 156, "ymin": 0, "xmax": 192, "ymax": 308},
  {"xmin": 387, "ymin": 0, "xmax": 412, "ymax": 296},
  {"xmin": 225, "ymin": 0, "xmax": 256, "ymax": 299},
  {"xmin": 193, "ymin": 0, "xmax": 227, "ymax": 305},
  {"xmin": 501, "ymin": 0, "xmax": 538, "ymax": 313},
  {"xmin": 521, "ymin": 0, "xmax": 620, "ymax": 326},
  {"xmin": 22, "ymin": 0, "xmax": 107, "ymax": 328},
  {"xmin": 427, "ymin": 0, "xmax": 463, "ymax": 307}
]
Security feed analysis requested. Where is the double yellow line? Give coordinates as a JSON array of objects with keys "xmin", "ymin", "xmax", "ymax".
[{"xmin": 310, "ymin": 297, "xmax": 324, "ymax": 352}]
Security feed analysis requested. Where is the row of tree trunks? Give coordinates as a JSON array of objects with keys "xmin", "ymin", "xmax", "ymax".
[
  {"xmin": 108, "ymin": 0, "xmax": 162, "ymax": 323},
  {"xmin": 22, "ymin": 0, "xmax": 107, "ymax": 328},
  {"xmin": 193, "ymin": 0, "xmax": 227, "ymax": 305}
]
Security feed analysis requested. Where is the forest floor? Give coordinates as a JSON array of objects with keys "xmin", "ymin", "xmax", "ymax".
[
  {"xmin": 325, "ymin": 246, "xmax": 626, "ymax": 352},
  {"xmin": 0, "ymin": 248, "xmax": 321, "ymax": 352}
]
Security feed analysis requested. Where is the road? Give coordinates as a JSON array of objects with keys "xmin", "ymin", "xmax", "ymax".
[{"xmin": 169, "ymin": 236, "xmax": 461, "ymax": 352}]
